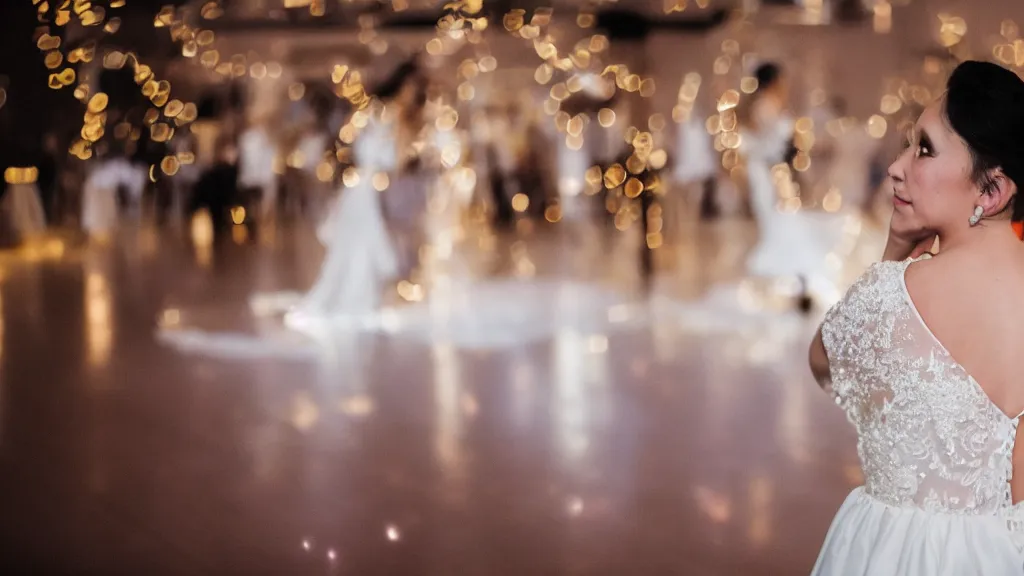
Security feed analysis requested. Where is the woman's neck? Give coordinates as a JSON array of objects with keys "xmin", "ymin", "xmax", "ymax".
[{"xmin": 938, "ymin": 220, "xmax": 1020, "ymax": 256}]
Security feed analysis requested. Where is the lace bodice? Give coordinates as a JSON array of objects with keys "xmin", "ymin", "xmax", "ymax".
[{"xmin": 822, "ymin": 257, "xmax": 1024, "ymax": 527}]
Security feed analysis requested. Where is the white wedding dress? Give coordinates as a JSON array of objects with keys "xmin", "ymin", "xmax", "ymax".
[
  {"xmin": 4, "ymin": 182, "xmax": 46, "ymax": 237},
  {"xmin": 283, "ymin": 116, "xmax": 399, "ymax": 331},
  {"xmin": 156, "ymin": 118, "xmax": 401, "ymax": 358},
  {"xmin": 658, "ymin": 102, "xmax": 873, "ymax": 334},
  {"xmin": 81, "ymin": 158, "xmax": 146, "ymax": 236},
  {"xmin": 743, "ymin": 100, "xmax": 849, "ymax": 299},
  {"xmin": 814, "ymin": 255, "xmax": 1024, "ymax": 574}
]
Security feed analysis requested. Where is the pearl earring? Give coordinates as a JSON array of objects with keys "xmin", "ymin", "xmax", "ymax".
[{"xmin": 969, "ymin": 205, "xmax": 984, "ymax": 226}]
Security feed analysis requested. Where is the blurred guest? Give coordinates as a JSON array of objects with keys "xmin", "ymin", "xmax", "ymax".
[
  {"xmin": 291, "ymin": 124, "xmax": 330, "ymax": 218},
  {"xmin": 238, "ymin": 117, "xmax": 279, "ymax": 222},
  {"xmin": 169, "ymin": 131, "xmax": 200, "ymax": 226},
  {"xmin": 37, "ymin": 133, "xmax": 61, "ymax": 225},
  {"xmin": 190, "ymin": 140, "xmax": 240, "ymax": 242},
  {"xmin": 672, "ymin": 107, "xmax": 717, "ymax": 226},
  {"xmin": 739, "ymin": 62, "xmax": 853, "ymax": 310},
  {"xmin": 815, "ymin": 97, "xmax": 882, "ymax": 215},
  {"xmin": 81, "ymin": 153, "xmax": 146, "ymax": 240}
]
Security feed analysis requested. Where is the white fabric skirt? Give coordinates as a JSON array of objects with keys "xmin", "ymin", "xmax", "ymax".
[
  {"xmin": 295, "ymin": 181, "xmax": 399, "ymax": 324},
  {"xmin": 4, "ymin": 183, "xmax": 46, "ymax": 236},
  {"xmin": 813, "ymin": 488, "xmax": 1023, "ymax": 575},
  {"xmin": 81, "ymin": 185, "xmax": 118, "ymax": 235}
]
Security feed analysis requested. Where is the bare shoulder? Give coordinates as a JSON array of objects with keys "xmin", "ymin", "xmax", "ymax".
[
  {"xmin": 905, "ymin": 251, "xmax": 1024, "ymax": 413},
  {"xmin": 907, "ymin": 250, "xmax": 1024, "ymax": 302},
  {"xmin": 902, "ymin": 254, "xmax": 976, "ymax": 348},
  {"xmin": 903, "ymin": 253, "xmax": 968, "ymax": 303}
]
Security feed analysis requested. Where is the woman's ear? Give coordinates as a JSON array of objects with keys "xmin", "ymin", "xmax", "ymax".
[{"xmin": 978, "ymin": 169, "xmax": 1017, "ymax": 218}]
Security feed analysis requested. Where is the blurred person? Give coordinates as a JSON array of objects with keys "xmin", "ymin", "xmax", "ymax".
[
  {"xmin": 419, "ymin": 94, "xmax": 471, "ymax": 267},
  {"xmin": 809, "ymin": 60, "xmax": 1024, "ymax": 575},
  {"xmin": 819, "ymin": 97, "xmax": 882, "ymax": 215},
  {"xmin": 238, "ymin": 116, "xmax": 279, "ymax": 222},
  {"xmin": 378, "ymin": 59, "xmax": 431, "ymax": 281},
  {"xmin": 169, "ymin": 130, "xmax": 200, "ymax": 227},
  {"xmin": 671, "ymin": 105, "xmax": 718, "ymax": 233},
  {"xmin": 280, "ymin": 59, "xmax": 423, "ymax": 331},
  {"xmin": 189, "ymin": 139, "xmax": 239, "ymax": 243},
  {"xmin": 292, "ymin": 124, "xmax": 330, "ymax": 218},
  {"xmin": 482, "ymin": 104, "xmax": 517, "ymax": 231},
  {"xmin": 37, "ymin": 133, "xmax": 61, "ymax": 224},
  {"xmin": 740, "ymin": 62, "xmax": 847, "ymax": 310},
  {"xmin": 80, "ymin": 152, "xmax": 146, "ymax": 240}
]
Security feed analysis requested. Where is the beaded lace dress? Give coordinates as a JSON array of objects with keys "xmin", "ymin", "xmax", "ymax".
[{"xmin": 813, "ymin": 255, "xmax": 1024, "ymax": 575}]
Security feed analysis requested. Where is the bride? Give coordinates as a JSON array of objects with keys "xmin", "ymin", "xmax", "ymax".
[
  {"xmin": 282, "ymin": 62, "xmax": 424, "ymax": 331},
  {"xmin": 741, "ymin": 62, "xmax": 851, "ymax": 309},
  {"xmin": 809, "ymin": 60, "xmax": 1024, "ymax": 574}
]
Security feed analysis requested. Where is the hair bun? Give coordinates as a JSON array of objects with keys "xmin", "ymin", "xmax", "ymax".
[{"xmin": 945, "ymin": 61, "xmax": 1024, "ymax": 218}]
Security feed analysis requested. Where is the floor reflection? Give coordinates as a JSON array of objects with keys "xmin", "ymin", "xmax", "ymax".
[{"xmin": 0, "ymin": 222, "xmax": 867, "ymax": 574}]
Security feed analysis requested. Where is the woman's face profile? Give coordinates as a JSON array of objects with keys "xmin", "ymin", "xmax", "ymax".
[{"xmin": 887, "ymin": 100, "xmax": 977, "ymax": 237}]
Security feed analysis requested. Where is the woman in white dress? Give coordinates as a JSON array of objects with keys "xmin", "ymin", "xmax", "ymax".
[
  {"xmin": 81, "ymin": 156, "xmax": 146, "ymax": 238},
  {"xmin": 282, "ymin": 59, "xmax": 437, "ymax": 331},
  {"xmin": 809, "ymin": 60, "xmax": 1024, "ymax": 574},
  {"xmin": 283, "ymin": 103, "xmax": 401, "ymax": 331},
  {"xmin": 742, "ymin": 63, "xmax": 851, "ymax": 309}
]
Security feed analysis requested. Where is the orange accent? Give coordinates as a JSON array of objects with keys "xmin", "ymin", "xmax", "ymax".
[{"xmin": 1014, "ymin": 221, "xmax": 1024, "ymax": 241}]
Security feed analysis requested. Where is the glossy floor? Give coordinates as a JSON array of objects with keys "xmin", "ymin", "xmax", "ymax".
[{"xmin": 0, "ymin": 220, "xmax": 869, "ymax": 575}]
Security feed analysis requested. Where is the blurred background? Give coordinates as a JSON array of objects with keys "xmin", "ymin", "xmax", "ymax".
[{"xmin": 0, "ymin": 0, "xmax": 1016, "ymax": 574}]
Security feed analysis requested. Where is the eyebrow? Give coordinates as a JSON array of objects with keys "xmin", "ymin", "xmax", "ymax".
[{"xmin": 900, "ymin": 124, "xmax": 915, "ymax": 146}]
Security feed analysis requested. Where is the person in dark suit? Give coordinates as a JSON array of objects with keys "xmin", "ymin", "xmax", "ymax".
[
  {"xmin": 190, "ymin": 140, "xmax": 239, "ymax": 242},
  {"xmin": 37, "ymin": 133, "xmax": 60, "ymax": 225}
]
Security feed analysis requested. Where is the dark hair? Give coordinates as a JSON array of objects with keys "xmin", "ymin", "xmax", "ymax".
[
  {"xmin": 944, "ymin": 60, "xmax": 1024, "ymax": 219},
  {"xmin": 372, "ymin": 57, "xmax": 422, "ymax": 101},
  {"xmin": 754, "ymin": 62, "xmax": 782, "ymax": 93}
]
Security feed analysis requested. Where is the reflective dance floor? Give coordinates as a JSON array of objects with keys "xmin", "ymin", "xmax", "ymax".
[{"xmin": 0, "ymin": 220, "xmax": 873, "ymax": 575}]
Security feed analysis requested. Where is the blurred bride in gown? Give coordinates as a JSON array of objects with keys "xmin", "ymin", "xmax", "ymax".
[
  {"xmin": 280, "ymin": 62, "xmax": 427, "ymax": 332},
  {"xmin": 740, "ymin": 62, "xmax": 853, "ymax": 308},
  {"xmin": 283, "ymin": 109, "xmax": 400, "ymax": 330},
  {"xmin": 156, "ymin": 65, "xmax": 417, "ymax": 355},
  {"xmin": 662, "ymin": 63, "xmax": 863, "ymax": 333}
]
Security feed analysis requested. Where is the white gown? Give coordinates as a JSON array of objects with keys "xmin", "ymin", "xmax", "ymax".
[
  {"xmin": 742, "ymin": 101, "xmax": 851, "ymax": 301},
  {"xmin": 284, "ymin": 117, "xmax": 399, "ymax": 330},
  {"xmin": 81, "ymin": 158, "xmax": 146, "ymax": 235},
  {"xmin": 3, "ymin": 183, "xmax": 46, "ymax": 237},
  {"xmin": 814, "ymin": 256, "xmax": 1024, "ymax": 575}
]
